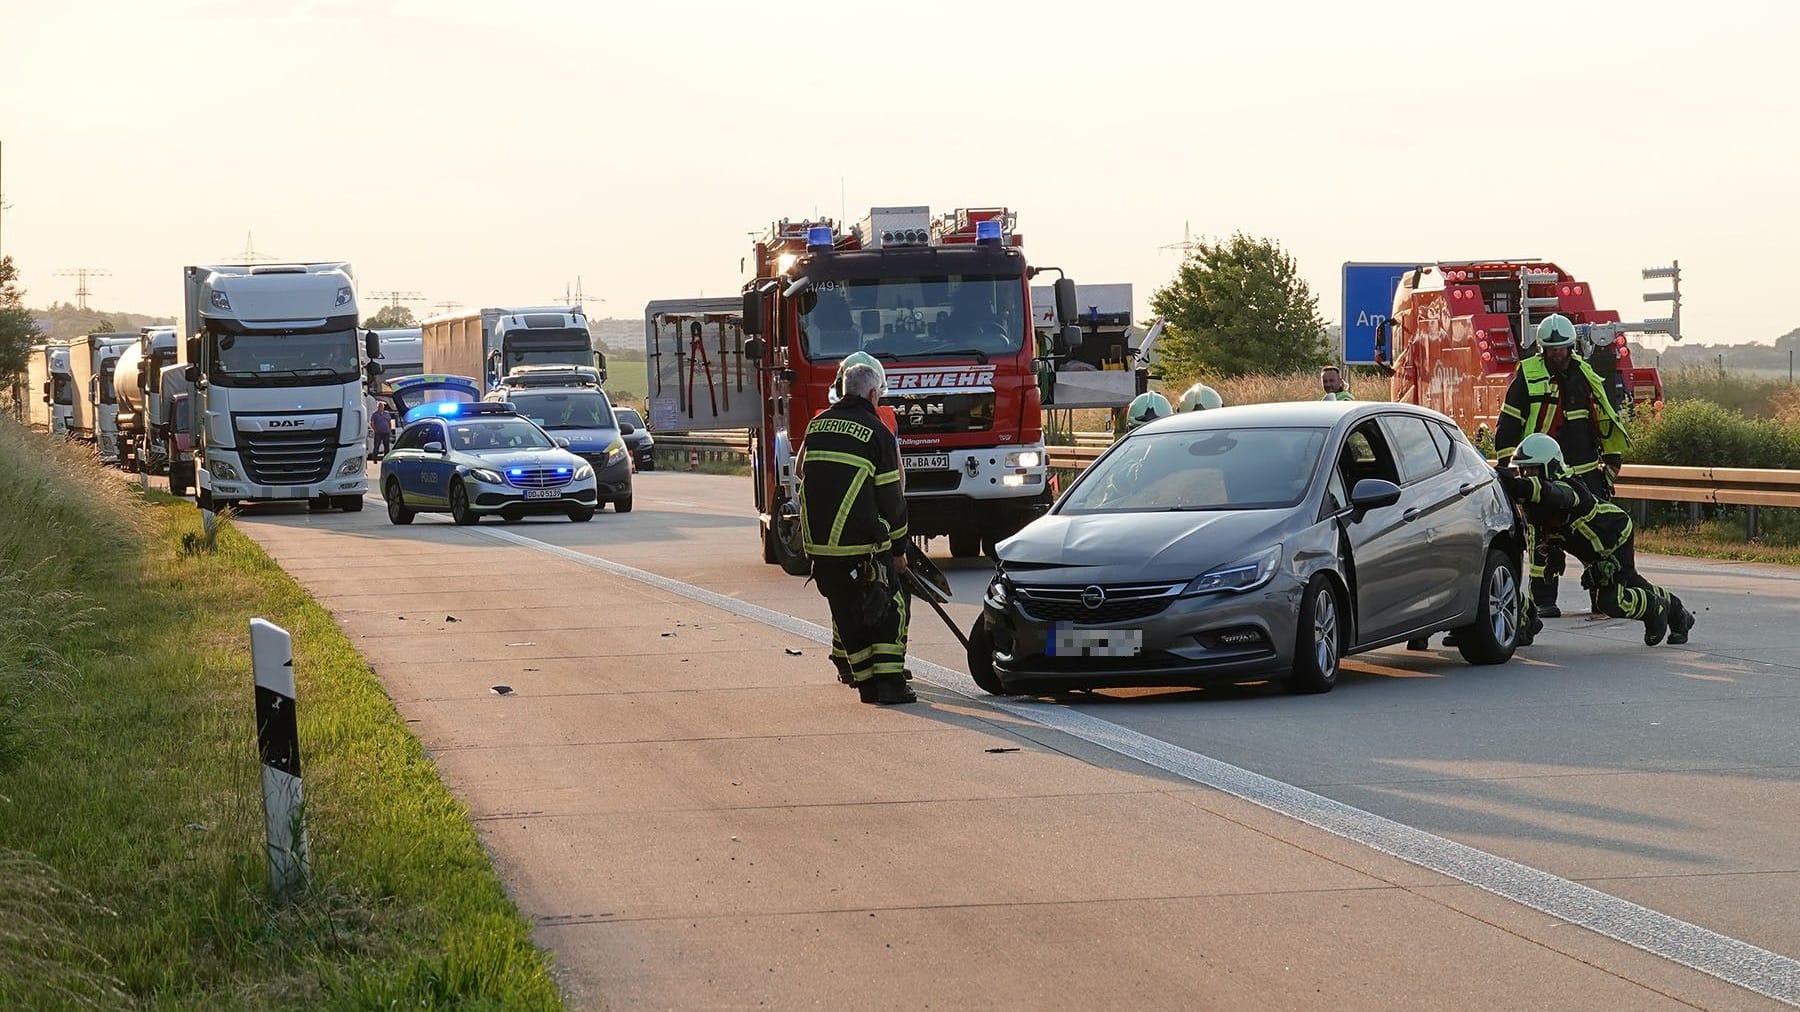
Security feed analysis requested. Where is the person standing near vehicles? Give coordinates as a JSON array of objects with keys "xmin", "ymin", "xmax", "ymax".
[
  {"xmin": 1494, "ymin": 314, "xmax": 1629, "ymax": 617},
  {"xmin": 1502, "ymin": 434, "xmax": 1693, "ymax": 646},
  {"xmin": 369, "ymin": 402, "xmax": 394, "ymax": 460},
  {"xmin": 798, "ymin": 361, "xmax": 916, "ymax": 705},
  {"xmin": 1320, "ymin": 365, "xmax": 1353, "ymax": 401}
]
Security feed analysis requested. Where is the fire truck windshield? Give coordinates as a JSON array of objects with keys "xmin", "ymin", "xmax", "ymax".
[{"xmin": 797, "ymin": 275, "xmax": 1025, "ymax": 362}]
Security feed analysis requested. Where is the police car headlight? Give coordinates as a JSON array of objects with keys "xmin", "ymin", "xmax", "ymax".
[
  {"xmin": 1006, "ymin": 450, "xmax": 1042, "ymax": 468},
  {"xmin": 210, "ymin": 460, "xmax": 240, "ymax": 480},
  {"xmin": 467, "ymin": 467, "xmax": 503, "ymax": 484},
  {"xmin": 604, "ymin": 438, "xmax": 626, "ymax": 465},
  {"xmin": 574, "ymin": 462, "xmax": 594, "ymax": 480}
]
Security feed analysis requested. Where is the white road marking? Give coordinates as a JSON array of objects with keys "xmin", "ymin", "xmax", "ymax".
[{"xmin": 421, "ymin": 516, "xmax": 1800, "ymax": 1006}]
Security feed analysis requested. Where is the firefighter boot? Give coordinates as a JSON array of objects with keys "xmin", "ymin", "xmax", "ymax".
[
  {"xmin": 1642, "ymin": 595, "xmax": 1670, "ymax": 647},
  {"xmin": 864, "ymin": 673, "xmax": 917, "ymax": 706},
  {"xmin": 1667, "ymin": 596, "xmax": 1696, "ymax": 646},
  {"xmin": 1533, "ymin": 576, "xmax": 1561, "ymax": 619}
]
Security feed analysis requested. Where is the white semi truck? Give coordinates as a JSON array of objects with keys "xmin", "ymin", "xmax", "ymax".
[
  {"xmin": 113, "ymin": 325, "xmax": 180, "ymax": 474},
  {"xmin": 420, "ymin": 306, "xmax": 604, "ymax": 391},
  {"xmin": 67, "ymin": 331, "xmax": 138, "ymax": 461},
  {"xmin": 371, "ymin": 327, "xmax": 424, "ymax": 378},
  {"xmin": 180, "ymin": 263, "xmax": 379, "ymax": 513},
  {"xmin": 23, "ymin": 342, "xmax": 75, "ymax": 434}
]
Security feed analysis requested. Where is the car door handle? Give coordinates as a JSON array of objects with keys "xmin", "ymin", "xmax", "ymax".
[{"xmin": 1458, "ymin": 481, "xmax": 1477, "ymax": 497}]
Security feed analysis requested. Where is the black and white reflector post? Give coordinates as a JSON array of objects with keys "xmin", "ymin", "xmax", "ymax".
[{"xmin": 251, "ymin": 618, "xmax": 310, "ymax": 894}]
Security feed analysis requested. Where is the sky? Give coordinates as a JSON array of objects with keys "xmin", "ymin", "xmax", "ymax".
[{"xmin": 3, "ymin": 0, "xmax": 1796, "ymax": 351}]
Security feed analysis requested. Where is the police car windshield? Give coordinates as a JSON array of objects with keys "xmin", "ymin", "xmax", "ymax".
[
  {"xmin": 508, "ymin": 391, "xmax": 615, "ymax": 430},
  {"xmin": 447, "ymin": 418, "xmax": 555, "ymax": 452},
  {"xmin": 1061, "ymin": 427, "xmax": 1327, "ymax": 514},
  {"xmin": 798, "ymin": 275, "xmax": 1024, "ymax": 362}
]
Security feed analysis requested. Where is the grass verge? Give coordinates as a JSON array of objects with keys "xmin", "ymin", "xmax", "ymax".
[
  {"xmin": 1637, "ymin": 525, "xmax": 1800, "ymax": 568},
  {"xmin": 0, "ymin": 419, "xmax": 562, "ymax": 1010}
]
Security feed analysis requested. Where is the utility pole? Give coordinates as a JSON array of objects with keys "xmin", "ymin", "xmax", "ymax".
[
  {"xmin": 428, "ymin": 300, "xmax": 462, "ymax": 316},
  {"xmin": 229, "ymin": 232, "xmax": 282, "ymax": 266},
  {"xmin": 367, "ymin": 290, "xmax": 425, "ymax": 311},
  {"xmin": 1159, "ymin": 221, "xmax": 1199, "ymax": 257},
  {"xmin": 560, "ymin": 276, "xmax": 604, "ymax": 312},
  {"xmin": 55, "ymin": 267, "xmax": 111, "ymax": 311}
]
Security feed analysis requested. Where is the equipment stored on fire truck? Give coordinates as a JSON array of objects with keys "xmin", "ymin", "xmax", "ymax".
[
  {"xmin": 728, "ymin": 207, "xmax": 1083, "ymax": 573},
  {"xmin": 1369, "ymin": 260, "xmax": 1666, "ymax": 442}
]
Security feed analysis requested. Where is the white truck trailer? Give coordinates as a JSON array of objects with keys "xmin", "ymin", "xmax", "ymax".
[
  {"xmin": 66, "ymin": 332, "xmax": 137, "ymax": 461},
  {"xmin": 23, "ymin": 342, "xmax": 75, "ymax": 434},
  {"xmin": 420, "ymin": 306, "xmax": 604, "ymax": 391}
]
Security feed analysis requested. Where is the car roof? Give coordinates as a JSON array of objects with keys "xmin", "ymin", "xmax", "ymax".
[
  {"xmin": 1136, "ymin": 399, "xmax": 1449, "ymax": 434},
  {"xmin": 490, "ymin": 385, "xmax": 608, "ymax": 398}
]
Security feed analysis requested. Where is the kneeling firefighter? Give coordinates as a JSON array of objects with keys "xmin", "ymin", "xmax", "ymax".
[
  {"xmin": 798, "ymin": 360, "xmax": 916, "ymax": 705},
  {"xmin": 1501, "ymin": 434, "xmax": 1695, "ymax": 646}
]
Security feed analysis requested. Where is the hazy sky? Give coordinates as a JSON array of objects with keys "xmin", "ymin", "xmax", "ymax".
[{"xmin": 4, "ymin": 0, "xmax": 1795, "ymax": 349}]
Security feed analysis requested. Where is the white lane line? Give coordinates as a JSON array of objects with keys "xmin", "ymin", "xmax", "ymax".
[{"xmin": 443, "ymin": 521, "xmax": 1800, "ymax": 1006}]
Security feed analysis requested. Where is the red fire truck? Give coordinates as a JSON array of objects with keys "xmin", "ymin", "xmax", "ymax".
[
  {"xmin": 1376, "ymin": 260, "xmax": 1664, "ymax": 441},
  {"xmin": 735, "ymin": 206, "xmax": 1082, "ymax": 574}
]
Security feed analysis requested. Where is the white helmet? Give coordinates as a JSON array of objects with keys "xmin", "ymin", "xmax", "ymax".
[
  {"xmin": 832, "ymin": 351, "xmax": 886, "ymax": 400},
  {"xmin": 1178, "ymin": 382, "xmax": 1223, "ymax": 412},
  {"xmin": 1514, "ymin": 432, "xmax": 1565, "ymax": 475},
  {"xmin": 1126, "ymin": 392, "xmax": 1173, "ymax": 430}
]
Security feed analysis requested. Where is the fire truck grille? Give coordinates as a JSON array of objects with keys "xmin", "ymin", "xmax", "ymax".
[{"xmin": 237, "ymin": 430, "xmax": 335, "ymax": 484}]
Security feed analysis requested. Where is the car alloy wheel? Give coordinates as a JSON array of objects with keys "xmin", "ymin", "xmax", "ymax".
[
  {"xmin": 1488, "ymin": 564, "xmax": 1518, "ymax": 647},
  {"xmin": 1313, "ymin": 586, "xmax": 1339, "ymax": 677}
]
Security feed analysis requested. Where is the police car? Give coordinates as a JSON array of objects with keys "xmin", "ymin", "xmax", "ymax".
[{"xmin": 379, "ymin": 400, "xmax": 602, "ymax": 524}]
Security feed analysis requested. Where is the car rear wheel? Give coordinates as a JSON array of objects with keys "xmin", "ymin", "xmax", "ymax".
[
  {"xmin": 1283, "ymin": 575, "xmax": 1341, "ymax": 694},
  {"xmin": 967, "ymin": 617, "xmax": 1007, "ymax": 695},
  {"xmin": 449, "ymin": 480, "xmax": 478, "ymax": 525},
  {"xmin": 385, "ymin": 479, "xmax": 414, "ymax": 525},
  {"xmin": 1455, "ymin": 549, "xmax": 1521, "ymax": 665},
  {"xmin": 613, "ymin": 495, "xmax": 633, "ymax": 513}
]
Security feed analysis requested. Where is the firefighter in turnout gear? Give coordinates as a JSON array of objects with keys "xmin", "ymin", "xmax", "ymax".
[
  {"xmin": 1494, "ymin": 314, "xmax": 1630, "ymax": 617},
  {"xmin": 798, "ymin": 361, "xmax": 916, "ymax": 705},
  {"xmin": 1502, "ymin": 434, "xmax": 1694, "ymax": 647}
]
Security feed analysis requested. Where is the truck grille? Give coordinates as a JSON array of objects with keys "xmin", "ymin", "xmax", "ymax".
[
  {"xmin": 504, "ymin": 467, "xmax": 573, "ymax": 489},
  {"xmin": 238, "ymin": 430, "xmax": 335, "ymax": 484},
  {"xmin": 1015, "ymin": 582, "xmax": 1183, "ymax": 624}
]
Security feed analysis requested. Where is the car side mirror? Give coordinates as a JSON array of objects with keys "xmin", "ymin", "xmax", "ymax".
[
  {"xmin": 1348, "ymin": 478, "xmax": 1402, "ymax": 519},
  {"xmin": 554, "ymin": 436, "xmax": 571, "ymax": 448},
  {"xmin": 366, "ymin": 361, "xmax": 383, "ymax": 379},
  {"xmin": 618, "ymin": 422, "xmax": 636, "ymax": 435},
  {"xmin": 744, "ymin": 336, "xmax": 765, "ymax": 361},
  {"xmin": 422, "ymin": 441, "xmax": 444, "ymax": 454},
  {"xmin": 741, "ymin": 292, "xmax": 763, "ymax": 335}
]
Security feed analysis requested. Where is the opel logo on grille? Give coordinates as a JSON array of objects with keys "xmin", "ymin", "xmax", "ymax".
[{"xmin": 1081, "ymin": 585, "xmax": 1106, "ymax": 610}]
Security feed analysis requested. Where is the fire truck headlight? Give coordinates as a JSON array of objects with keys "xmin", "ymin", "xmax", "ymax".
[{"xmin": 1006, "ymin": 450, "xmax": 1042, "ymax": 469}]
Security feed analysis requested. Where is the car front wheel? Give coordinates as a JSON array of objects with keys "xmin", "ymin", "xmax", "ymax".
[
  {"xmin": 1284, "ymin": 575, "xmax": 1341, "ymax": 694},
  {"xmin": 1455, "ymin": 549, "xmax": 1521, "ymax": 665},
  {"xmin": 449, "ymin": 481, "xmax": 478, "ymax": 525},
  {"xmin": 967, "ymin": 617, "xmax": 1007, "ymax": 695}
]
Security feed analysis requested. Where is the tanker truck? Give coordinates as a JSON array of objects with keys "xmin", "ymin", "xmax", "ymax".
[{"xmin": 113, "ymin": 326, "xmax": 180, "ymax": 474}]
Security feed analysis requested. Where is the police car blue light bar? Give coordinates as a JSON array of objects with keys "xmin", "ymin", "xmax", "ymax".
[{"xmin": 403, "ymin": 399, "xmax": 517, "ymax": 425}]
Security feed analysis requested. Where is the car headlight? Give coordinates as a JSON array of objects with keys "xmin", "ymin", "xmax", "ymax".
[
  {"xmin": 467, "ymin": 467, "xmax": 503, "ymax": 484},
  {"xmin": 210, "ymin": 459, "xmax": 239, "ymax": 480},
  {"xmin": 574, "ymin": 462, "xmax": 594, "ymax": 480},
  {"xmin": 984, "ymin": 575, "xmax": 1012, "ymax": 607},
  {"xmin": 604, "ymin": 438, "xmax": 626, "ymax": 465},
  {"xmin": 1005, "ymin": 450, "xmax": 1043, "ymax": 468},
  {"xmin": 338, "ymin": 458, "xmax": 362, "ymax": 476},
  {"xmin": 1184, "ymin": 544, "xmax": 1283, "ymax": 596}
]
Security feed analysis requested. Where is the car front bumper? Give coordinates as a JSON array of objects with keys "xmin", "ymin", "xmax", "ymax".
[
  {"xmin": 470, "ymin": 477, "xmax": 600, "ymax": 512},
  {"xmin": 983, "ymin": 573, "xmax": 1307, "ymax": 690}
]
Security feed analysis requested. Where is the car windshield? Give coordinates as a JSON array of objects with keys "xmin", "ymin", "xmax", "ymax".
[
  {"xmin": 208, "ymin": 328, "xmax": 360, "ymax": 386},
  {"xmin": 446, "ymin": 418, "xmax": 555, "ymax": 452},
  {"xmin": 615, "ymin": 408, "xmax": 644, "ymax": 427},
  {"xmin": 508, "ymin": 391, "xmax": 615, "ymax": 430},
  {"xmin": 1061, "ymin": 427, "xmax": 1326, "ymax": 514},
  {"xmin": 797, "ymin": 275, "xmax": 1025, "ymax": 362}
]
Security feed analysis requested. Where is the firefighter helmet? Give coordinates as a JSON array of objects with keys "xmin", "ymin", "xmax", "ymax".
[
  {"xmin": 1514, "ymin": 432, "xmax": 1566, "ymax": 475},
  {"xmin": 1126, "ymin": 392, "xmax": 1173, "ymax": 430},
  {"xmin": 1536, "ymin": 314, "xmax": 1577, "ymax": 349},
  {"xmin": 1178, "ymin": 382, "xmax": 1223, "ymax": 412},
  {"xmin": 832, "ymin": 351, "xmax": 886, "ymax": 399}
]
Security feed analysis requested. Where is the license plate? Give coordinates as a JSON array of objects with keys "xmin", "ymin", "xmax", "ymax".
[
  {"xmin": 1047, "ymin": 625, "xmax": 1143, "ymax": 658},
  {"xmin": 903, "ymin": 453, "xmax": 950, "ymax": 470},
  {"xmin": 523, "ymin": 488, "xmax": 561, "ymax": 500}
]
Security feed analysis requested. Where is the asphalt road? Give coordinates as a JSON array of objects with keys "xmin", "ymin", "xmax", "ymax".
[{"xmin": 214, "ymin": 467, "xmax": 1800, "ymax": 1008}]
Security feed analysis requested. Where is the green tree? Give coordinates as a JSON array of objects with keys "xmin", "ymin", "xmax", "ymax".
[
  {"xmin": 363, "ymin": 305, "xmax": 417, "ymax": 329},
  {"xmin": 0, "ymin": 256, "xmax": 43, "ymax": 382},
  {"xmin": 1149, "ymin": 232, "xmax": 1329, "ymax": 379}
]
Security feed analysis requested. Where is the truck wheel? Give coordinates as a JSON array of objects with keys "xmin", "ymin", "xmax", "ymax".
[
  {"xmin": 762, "ymin": 520, "xmax": 780, "ymax": 565},
  {"xmin": 950, "ymin": 528, "xmax": 981, "ymax": 559},
  {"xmin": 337, "ymin": 495, "xmax": 364, "ymax": 513},
  {"xmin": 449, "ymin": 481, "xmax": 479, "ymax": 525},
  {"xmin": 772, "ymin": 502, "xmax": 811, "ymax": 577}
]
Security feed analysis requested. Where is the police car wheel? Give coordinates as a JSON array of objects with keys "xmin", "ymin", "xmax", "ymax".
[
  {"xmin": 384, "ymin": 479, "xmax": 414, "ymax": 525},
  {"xmin": 568, "ymin": 506, "xmax": 595, "ymax": 523},
  {"xmin": 449, "ymin": 481, "xmax": 478, "ymax": 525}
]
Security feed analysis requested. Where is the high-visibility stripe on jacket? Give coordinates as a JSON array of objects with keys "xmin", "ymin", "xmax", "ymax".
[
  {"xmin": 1495, "ymin": 354, "xmax": 1629, "ymax": 473},
  {"xmin": 797, "ymin": 397, "xmax": 909, "ymax": 558}
]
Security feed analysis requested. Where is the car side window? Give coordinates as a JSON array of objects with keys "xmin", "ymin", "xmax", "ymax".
[
  {"xmin": 1335, "ymin": 421, "xmax": 1401, "ymax": 491},
  {"xmin": 1380, "ymin": 415, "xmax": 1448, "ymax": 485},
  {"xmin": 393, "ymin": 425, "xmax": 426, "ymax": 452},
  {"xmin": 1324, "ymin": 465, "xmax": 1349, "ymax": 514}
]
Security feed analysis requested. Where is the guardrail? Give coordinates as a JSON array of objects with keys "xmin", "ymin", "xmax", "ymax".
[{"xmin": 648, "ymin": 430, "xmax": 1800, "ymax": 533}]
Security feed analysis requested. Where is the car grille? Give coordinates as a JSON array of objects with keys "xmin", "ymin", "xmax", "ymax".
[
  {"xmin": 504, "ymin": 466, "xmax": 573, "ymax": 489},
  {"xmin": 237, "ymin": 429, "xmax": 334, "ymax": 484},
  {"xmin": 1015, "ymin": 582, "xmax": 1183, "ymax": 624}
]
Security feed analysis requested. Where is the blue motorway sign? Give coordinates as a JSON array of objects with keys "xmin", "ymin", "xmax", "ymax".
[{"xmin": 1341, "ymin": 262, "xmax": 1414, "ymax": 364}]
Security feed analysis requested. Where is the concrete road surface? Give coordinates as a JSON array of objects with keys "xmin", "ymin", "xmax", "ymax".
[{"xmin": 212, "ymin": 469, "xmax": 1799, "ymax": 1010}]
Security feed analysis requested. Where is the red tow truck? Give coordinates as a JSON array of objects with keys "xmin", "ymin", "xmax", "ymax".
[
  {"xmin": 1376, "ymin": 260, "xmax": 1665, "ymax": 442},
  {"xmin": 729, "ymin": 206, "xmax": 1083, "ymax": 573}
]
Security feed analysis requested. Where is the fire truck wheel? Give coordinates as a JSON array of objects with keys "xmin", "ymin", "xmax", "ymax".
[
  {"xmin": 762, "ymin": 520, "xmax": 780, "ymax": 565},
  {"xmin": 949, "ymin": 528, "xmax": 982, "ymax": 559}
]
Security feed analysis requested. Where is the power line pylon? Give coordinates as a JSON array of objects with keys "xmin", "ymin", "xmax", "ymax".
[{"xmin": 54, "ymin": 267, "xmax": 111, "ymax": 310}]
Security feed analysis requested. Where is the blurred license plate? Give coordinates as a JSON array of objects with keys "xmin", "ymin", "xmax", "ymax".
[
  {"xmin": 1048, "ymin": 625, "xmax": 1143, "ymax": 658},
  {"xmin": 904, "ymin": 454, "xmax": 949, "ymax": 470},
  {"xmin": 523, "ymin": 488, "xmax": 561, "ymax": 500}
]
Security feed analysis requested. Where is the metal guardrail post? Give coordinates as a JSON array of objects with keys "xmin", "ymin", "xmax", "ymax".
[
  {"xmin": 250, "ymin": 618, "xmax": 310, "ymax": 895},
  {"xmin": 1747, "ymin": 506, "xmax": 1760, "ymax": 541}
]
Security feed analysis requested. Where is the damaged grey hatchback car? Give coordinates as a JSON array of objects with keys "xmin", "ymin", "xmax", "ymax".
[{"xmin": 970, "ymin": 401, "xmax": 1524, "ymax": 696}]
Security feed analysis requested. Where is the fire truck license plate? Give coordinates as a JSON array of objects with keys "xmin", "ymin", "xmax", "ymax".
[
  {"xmin": 903, "ymin": 454, "xmax": 949, "ymax": 471},
  {"xmin": 523, "ymin": 488, "xmax": 561, "ymax": 500}
]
